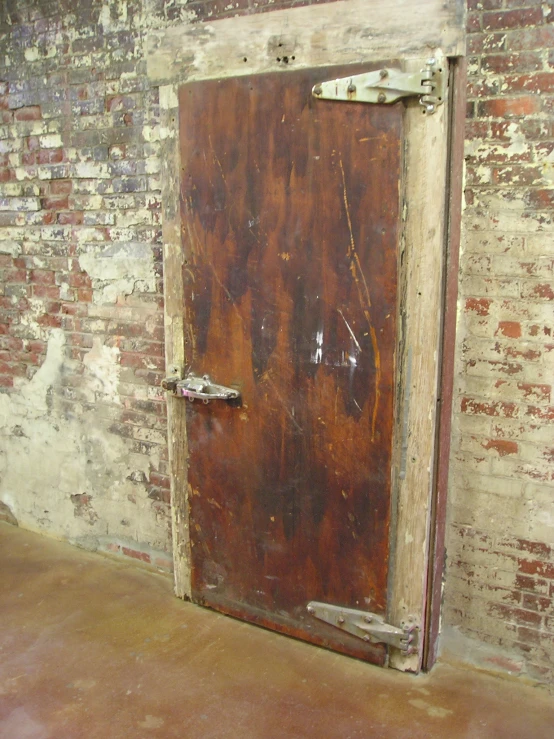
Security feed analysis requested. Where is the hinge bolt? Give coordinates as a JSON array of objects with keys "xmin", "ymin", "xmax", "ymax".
[
  {"xmin": 347, "ymin": 83, "xmax": 356, "ymax": 93},
  {"xmin": 313, "ymin": 85, "xmax": 322, "ymax": 96},
  {"xmin": 377, "ymin": 93, "xmax": 386, "ymax": 104},
  {"xmin": 338, "ymin": 616, "xmax": 345, "ymax": 624},
  {"xmin": 379, "ymin": 69, "xmax": 388, "ymax": 79},
  {"xmin": 307, "ymin": 606, "xmax": 315, "ymax": 615},
  {"xmin": 365, "ymin": 615, "xmax": 373, "ymax": 623}
]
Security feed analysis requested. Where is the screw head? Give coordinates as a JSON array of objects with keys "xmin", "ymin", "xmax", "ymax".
[
  {"xmin": 347, "ymin": 83, "xmax": 356, "ymax": 93},
  {"xmin": 307, "ymin": 606, "xmax": 315, "ymax": 615},
  {"xmin": 313, "ymin": 85, "xmax": 322, "ymax": 96},
  {"xmin": 365, "ymin": 615, "xmax": 373, "ymax": 623},
  {"xmin": 377, "ymin": 93, "xmax": 386, "ymax": 104},
  {"xmin": 379, "ymin": 69, "xmax": 388, "ymax": 79},
  {"xmin": 338, "ymin": 616, "xmax": 345, "ymax": 625}
]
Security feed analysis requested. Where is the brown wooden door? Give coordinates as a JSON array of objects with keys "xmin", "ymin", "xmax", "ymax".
[{"xmin": 179, "ymin": 65, "xmax": 402, "ymax": 665}]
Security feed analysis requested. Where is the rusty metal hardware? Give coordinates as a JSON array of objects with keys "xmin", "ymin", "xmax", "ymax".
[
  {"xmin": 312, "ymin": 58, "xmax": 446, "ymax": 114},
  {"xmin": 161, "ymin": 372, "xmax": 240, "ymax": 404},
  {"xmin": 307, "ymin": 601, "xmax": 418, "ymax": 654}
]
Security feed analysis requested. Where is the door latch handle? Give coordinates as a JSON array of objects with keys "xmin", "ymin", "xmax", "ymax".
[{"xmin": 161, "ymin": 373, "xmax": 240, "ymax": 404}]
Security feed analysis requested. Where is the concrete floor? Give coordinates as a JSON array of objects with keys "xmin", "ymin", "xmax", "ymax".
[{"xmin": 1, "ymin": 524, "xmax": 553, "ymax": 739}]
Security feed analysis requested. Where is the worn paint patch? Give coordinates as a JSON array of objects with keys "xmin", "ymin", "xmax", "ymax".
[
  {"xmin": 79, "ymin": 243, "xmax": 156, "ymax": 304},
  {"xmin": 0, "ymin": 330, "xmax": 167, "ymax": 554},
  {"xmin": 83, "ymin": 338, "xmax": 121, "ymax": 404}
]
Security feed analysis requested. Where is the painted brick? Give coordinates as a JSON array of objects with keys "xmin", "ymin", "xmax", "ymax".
[{"xmin": 444, "ymin": 0, "xmax": 554, "ymax": 687}]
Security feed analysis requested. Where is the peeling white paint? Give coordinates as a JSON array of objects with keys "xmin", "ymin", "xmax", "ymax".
[
  {"xmin": 79, "ymin": 242, "xmax": 156, "ymax": 304},
  {"xmin": 83, "ymin": 338, "xmax": 121, "ymax": 405},
  {"xmin": 0, "ymin": 329, "xmax": 167, "ymax": 553}
]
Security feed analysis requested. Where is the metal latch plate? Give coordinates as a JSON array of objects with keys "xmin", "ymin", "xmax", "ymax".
[
  {"xmin": 313, "ymin": 59, "xmax": 446, "ymax": 114},
  {"xmin": 307, "ymin": 601, "xmax": 418, "ymax": 654},
  {"xmin": 161, "ymin": 372, "xmax": 240, "ymax": 404}
]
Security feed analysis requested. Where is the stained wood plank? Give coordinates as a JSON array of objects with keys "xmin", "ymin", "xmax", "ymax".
[
  {"xmin": 147, "ymin": 0, "xmax": 465, "ymax": 85},
  {"xmin": 160, "ymin": 85, "xmax": 191, "ymax": 598},
  {"xmin": 388, "ymin": 57, "xmax": 451, "ymax": 672},
  {"xmin": 179, "ymin": 66, "xmax": 403, "ymax": 664}
]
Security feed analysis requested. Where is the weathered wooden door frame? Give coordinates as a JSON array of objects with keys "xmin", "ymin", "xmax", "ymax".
[{"xmin": 147, "ymin": 0, "xmax": 465, "ymax": 673}]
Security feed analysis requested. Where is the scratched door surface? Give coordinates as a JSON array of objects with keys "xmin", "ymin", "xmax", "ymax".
[{"xmin": 179, "ymin": 65, "xmax": 401, "ymax": 665}]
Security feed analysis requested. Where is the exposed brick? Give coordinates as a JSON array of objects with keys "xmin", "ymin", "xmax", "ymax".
[
  {"xmin": 461, "ymin": 398, "xmax": 519, "ymax": 418},
  {"xmin": 14, "ymin": 106, "xmax": 42, "ymax": 121},
  {"xmin": 496, "ymin": 321, "xmax": 521, "ymax": 338},
  {"xmin": 483, "ymin": 8, "xmax": 544, "ymax": 31},
  {"xmin": 481, "ymin": 52, "xmax": 543, "ymax": 74},
  {"xmin": 465, "ymin": 297, "xmax": 493, "ymax": 316},
  {"xmin": 477, "ymin": 96, "xmax": 542, "ymax": 118},
  {"xmin": 482, "ymin": 439, "xmax": 518, "ymax": 456},
  {"xmin": 121, "ymin": 546, "xmax": 151, "ymax": 564}
]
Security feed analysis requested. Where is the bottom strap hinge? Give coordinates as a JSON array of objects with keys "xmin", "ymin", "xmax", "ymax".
[{"xmin": 307, "ymin": 601, "xmax": 419, "ymax": 655}]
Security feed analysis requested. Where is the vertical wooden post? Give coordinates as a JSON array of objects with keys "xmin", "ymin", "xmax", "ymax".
[
  {"xmin": 160, "ymin": 85, "xmax": 191, "ymax": 599},
  {"xmin": 388, "ymin": 55, "xmax": 451, "ymax": 672}
]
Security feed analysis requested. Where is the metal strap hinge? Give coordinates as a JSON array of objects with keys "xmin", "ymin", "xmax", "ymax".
[
  {"xmin": 307, "ymin": 601, "xmax": 419, "ymax": 654},
  {"xmin": 312, "ymin": 58, "xmax": 446, "ymax": 115}
]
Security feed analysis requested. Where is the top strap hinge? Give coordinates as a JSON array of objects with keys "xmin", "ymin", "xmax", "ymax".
[{"xmin": 312, "ymin": 58, "xmax": 446, "ymax": 115}]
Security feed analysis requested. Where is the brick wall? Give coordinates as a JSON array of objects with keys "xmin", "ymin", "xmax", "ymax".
[
  {"xmin": 0, "ymin": 0, "xmax": 171, "ymax": 569},
  {"xmin": 0, "ymin": 0, "xmax": 553, "ymax": 684},
  {"xmin": 443, "ymin": 0, "xmax": 554, "ymax": 683}
]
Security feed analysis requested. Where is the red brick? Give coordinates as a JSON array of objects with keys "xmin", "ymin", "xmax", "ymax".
[
  {"xmin": 515, "ymin": 574, "xmax": 547, "ymax": 595},
  {"xmin": 67, "ymin": 272, "xmax": 92, "ymax": 288},
  {"xmin": 466, "ymin": 11, "xmax": 482, "ymax": 33},
  {"xmin": 518, "ymin": 558, "xmax": 554, "ymax": 579},
  {"xmin": 504, "ymin": 73, "xmax": 554, "ymax": 95},
  {"xmin": 29, "ymin": 270, "xmax": 56, "ymax": 285},
  {"xmin": 478, "ymin": 96, "xmax": 542, "ymax": 118},
  {"xmin": 505, "ymin": 345, "xmax": 541, "ymax": 361},
  {"xmin": 522, "ymin": 283, "xmax": 554, "ymax": 300},
  {"xmin": 522, "ymin": 594, "xmax": 551, "ymax": 614},
  {"xmin": 76, "ymin": 288, "xmax": 93, "ymax": 302},
  {"xmin": 496, "ymin": 321, "xmax": 521, "ymax": 338},
  {"xmin": 121, "ymin": 546, "xmax": 151, "ymax": 564},
  {"xmin": 491, "ymin": 165, "xmax": 543, "ymax": 186},
  {"xmin": 489, "ymin": 602, "xmax": 543, "ymax": 626},
  {"xmin": 465, "ymin": 297, "xmax": 493, "ymax": 316},
  {"xmin": 482, "ymin": 439, "xmax": 518, "ymax": 456},
  {"xmin": 14, "ymin": 106, "xmax": 42, "ymax": 121},
  {"xmin": 507, "ymin": 25, "xmax": 554, "ymax": 52},
  {"xmin": 50, "ymin": 180, "xmax": 72, "ymax": 195},
  {"xmin": 41, "ymin": 195, "xmax": 69, "ymax": 210},
  {"xmin": 0, "ymin": 167, "xmax": 15, "ymax": 182},
  {"xmin": 481, "ymin": 52, "xmax": 543, "ymax": 74},
  {"xmin": 149, "ymin": 471, "xmax": 171, "ymax": 490},
  {"xmin": 517, "ymin": 383, "xmax": 551, "ymax": 402},
  {"xmin": 526, "ymin": 406, "xmax": 554, "ymax": 421},
  {"xmin": 483, "ymin": 8, "xmax": 544, "ymax": 31},
  {"xmin": 106, "ymin": 95, "xmax": 136, "ymax": 112},
  {"xmin": 4, "ymin": 269, "xmax": 27, "ymax": 283},
  {"xmin": 57, "ymin": 211, "xmax": 84, "ymax": 225},
  {"xmin": 461, "ymin": 398, "xmax": 519, "ymax": 417},
  {"xmin": 36, "ymin": 314, "xmax": 62, "ymax": 328},
  {"xmin": 120, "ymin": 353, "xmax": 165, "ymax": 371}
]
